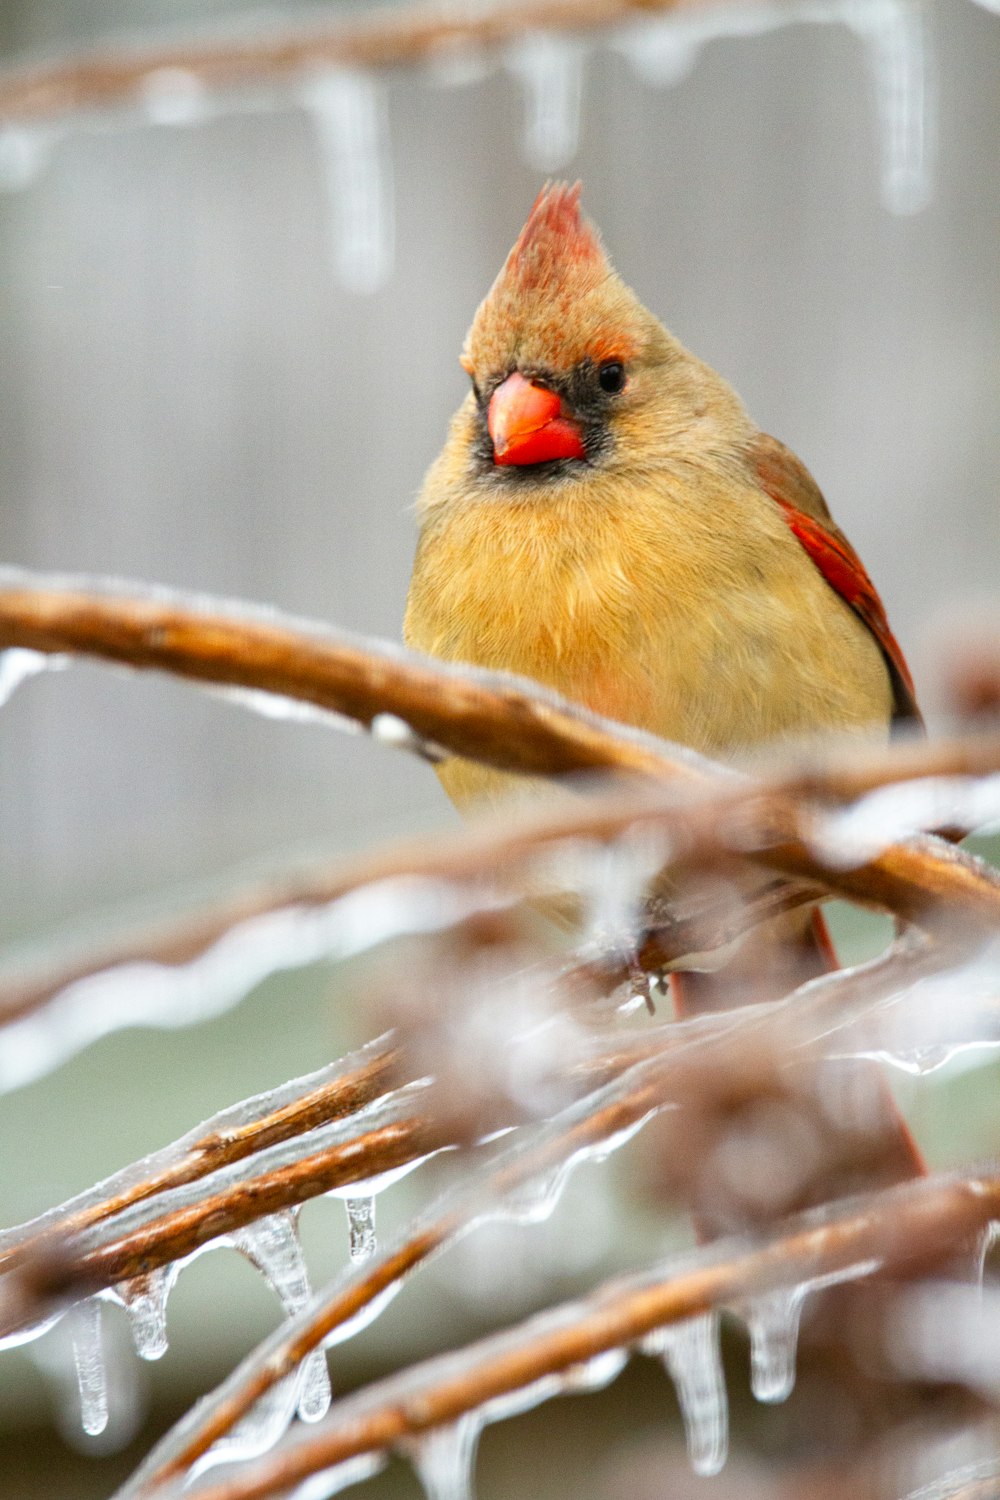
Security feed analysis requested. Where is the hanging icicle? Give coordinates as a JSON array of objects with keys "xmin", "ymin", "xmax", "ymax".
[
  {"xmin": 847, "ymin": 0, "xmax": 935, "ymax": 215},
  {"xmin": 506, "ymin": 34, "xmax": 586, "ymax": 173},
  {"xmin": 298, "ymin": 69, "xmax": 395, "ymax": 294}
]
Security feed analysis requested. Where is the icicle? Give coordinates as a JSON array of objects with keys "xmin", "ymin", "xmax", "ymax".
[
  {"xmin": 0, "ymin": 648, "xmax": 69, "ymax": 706},
  {"xmin": 616, "ymin": 20, "xmax": 701, "ymax": 88},
  {"xmin": 847, "ymin": 0, "xmax": 934, "ymax": 215},
  {"xmin": 744, "ymin": 1286, "xmax": 805, "ymax": 1403},
  {"xmin": 288, "ymin": 1454, "xmax": 388, "ymax": 1500},
  {"xmin": 71, "ymin": 1298, "xmax": 109, "ymax": 1437},
  {"xmin": 976, "ymin": 1221, "xmax": 1000, "ymax": 1290},
  {"xmin": 411, "ymin": 1415, "xmax": 481, "ymax": 1500},
  {"xmin": 344, "ymin": 1196, "xmax": 377, "ymax": 1263},
  {"xmin": 114, "ymin": 1268, "xmax": 175, "ymax": 1361},
  {"xmin": 137, "ymin": 67, "xmax": 211, "ymax": 127},
  {"xmin": 233, "ymin": 1212, "xmax": 331, "ymax": 1423},
  {"xmin": 506, "ymin": 35, "xmax": 585, "ymax": 173},
  {"xmin": 0, "ymin": 127, "xmax": 59, "ymax": 192},
  {"xmin": 641, "ymin": 1313, "xmax": 728, "ymax": 1477},
  {"xmin": 299, "ymin": 69, "xmax": 394, "ymax": 294},
  {"xmin": 739, "ymin": 1261, "xmax": 882, "ymax": 1407}
]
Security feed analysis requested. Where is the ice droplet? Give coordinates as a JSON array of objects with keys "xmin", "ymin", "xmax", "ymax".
[
  {"xmin": 848, "ymin": 0, "xmax": 935, "ymax": 215},
  {"xmin": 744, "ymin": 1286, "xmax": 805, "ymax": 1403},
  {"xmin": 114, "ymin": 1267, "xmax": 176, "ymax": 1361},
  {"xmin": 299, "ymin": 69, "xmax": 394, "ymax": 294},
  {"xmin": 0, "ymin": 648, "xmax": 69, "ymax": 705},
  {"xmin": 344, "ymin": 1196, "xmax": 377, "ymax": 1263},
  {"xmin": 507, "ymin": 35, "xmax": 585, "ymax": 172},
  {"xmin": 233, "ymin": 1212, "xmax": 331, "ymax": 1423},
  {"xmin": 642, "ymin": 1313, "xmax": 728, "ymax": 1477},
  {"xmin": 71, "ymin": 1298, "xmax": 109, "ymax": 1437},
  {"xmin": 411, "ymin": 1415, "xmax": 480, "ymax": 1500}
]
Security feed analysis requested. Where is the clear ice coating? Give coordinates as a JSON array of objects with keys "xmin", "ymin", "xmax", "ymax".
[
  {"xmin": 0, "ymin": 648, "xmax": 69, "ymax": 705},
  {"xmin": 344, "ymin": 1197, "xmax": 377, "ymax": 1263},
  {"xmin": 739, "ymin": 1261, "xmax": 882, "ymax": 1407},
  {"xmin": 813, "ymin": 775, "xmax": 1000, "ymax": 869},
  {"xmin": 641, "ymin": 1313, "xmax": 728, "ymax": 1476},
  {"xmin": 71, "ymin": 1297, "xmax": 110, "ymax": 1437},
  {"xmin": 288, "ymin": 1454, "xmax": 388, "ymax": 1500},
  {"xmin": 411, "ymin": 1415, "xmax": 481, "ymax": 1500},
  {"xmin": 847, "ymin": 0, "xmax": 934, "ymax": 215},
  {"xmin": 0, "ymin": 874, "xmax": 477, "ymax": 1094},
  {"xmin": 113, "ymin": 1267, "xmax": 176, "ymax": 1361},
  {"xmin": 299, "ymin": 69, "xmax": 394, "ymax": 294},
  {"xmin": 506, "ymin": 34, "xmax": 585, "ymax": 172},
  {"xmin": 232, "ymin": 1212, "xmax": 332, "ymax": 1423}
]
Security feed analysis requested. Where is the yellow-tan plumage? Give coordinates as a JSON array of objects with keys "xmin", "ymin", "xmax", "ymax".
[{"xmin": 404, "ymin": 187, "xmax": 898, "ymax": 813}]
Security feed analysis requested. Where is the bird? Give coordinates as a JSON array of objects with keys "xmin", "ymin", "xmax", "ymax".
[
  {"xmin": 403, "ymin": 184, "xmax": 925, "ymax": 1199},
  {"xmin": 405, "ymin": 183, "xmax": 918, "ymax": 814}
]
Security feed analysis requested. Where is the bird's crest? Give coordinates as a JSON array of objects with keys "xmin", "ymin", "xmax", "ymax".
[
  {"xmin": 464, "ymin": 183, "xmax": 630, "ymax": 377},
  {"xmin": 503, "ymin": 181, "xmax": 606, "ymax": 292}
]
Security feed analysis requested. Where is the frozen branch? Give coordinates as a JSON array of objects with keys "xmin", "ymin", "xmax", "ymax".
[
  {"xmin": 120, "ymin": 935, "xmax": 960, "ymax": 1490},
  {"xmin": 0, "ymin": 0, "xmax": 706, "ymax": 127},
  {"xmin": 160, "ymin": 1170, "xmax": 1000, "ymax": 1500}
]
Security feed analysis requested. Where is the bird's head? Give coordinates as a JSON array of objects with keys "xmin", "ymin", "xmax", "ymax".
[{"xmin": 451, "ymin": 182, "xmax": 743, "ymax": 489}]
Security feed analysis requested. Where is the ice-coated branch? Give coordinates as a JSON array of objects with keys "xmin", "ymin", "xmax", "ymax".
[
  {"xmin": 9, "ymin": 721, "xmax": 1000, "ymax": 1029},
  {"xmin": 155, "ymin": 1170, "xmax": 1000, "ymax": 1500},
  {"xmin": 0, "ymin": 572, "xmax": 697, "ymax": 782},
  {"xmin": 0, "ymin": 1039, "xmax": 398, "ymax": 1277},
  {"xmin": 118, "ymin": 934, "xmax": 964, "ymax": 1491},
  {"xmin": 0, "ymin": 0, "xmax": 709, "ymax": 127},
  {"xmin": 0, "ymin": 1102, "xmax": 445, "ymax": 1344},
  {"xmin": 2, "ymin": 575, "xmax": 1000, "ymax": 943}
]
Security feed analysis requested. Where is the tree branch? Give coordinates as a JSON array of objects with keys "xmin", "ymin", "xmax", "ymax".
[
  {"xmin": 166, "ymin": 1171, "xmax": 1000, "ymax": 1500},
  {"xmin": 0, "ymin": 0, "xmax": 712, "ymax": 126}
]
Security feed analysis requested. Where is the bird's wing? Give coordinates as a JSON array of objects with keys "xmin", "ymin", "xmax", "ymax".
[{"xmin": 749, "ymin": 432, "xmax": 922, "ymax": 728}]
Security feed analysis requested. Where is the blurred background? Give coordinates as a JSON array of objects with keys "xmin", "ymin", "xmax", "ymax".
[{"xmin": 0, "ymin": 0, "xmax": 998, "ymax": 1494}]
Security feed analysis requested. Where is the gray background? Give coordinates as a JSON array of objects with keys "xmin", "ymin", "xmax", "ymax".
[{"xmin": 0, "ymin": 0, "xmax": 998, "ymax": 1494}]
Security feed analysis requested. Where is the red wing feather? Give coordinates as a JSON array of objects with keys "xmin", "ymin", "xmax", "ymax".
[{"xmin": 751, "ymin": 434, "xmax": 922, "ymax": 727}]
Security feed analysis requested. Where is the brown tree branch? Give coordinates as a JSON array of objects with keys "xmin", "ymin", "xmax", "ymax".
[
  {"xmin": 0, "ymin": 1041, "xmax": 399, "ymax": 1277},
  {"xmin": 164, "ymin": 1171, "xmax": 1000, "ymax": 1500},
  {"xmin": 2, "ymin": 579, "xmax": 1000, "ymax": 957},
  {"xmin": 127, "ymin": 936, "xmax": 952, "ymax": 1489},
  {"xmin": 0, "ymin": 0, "xmax": 714, "ymax": 126}
]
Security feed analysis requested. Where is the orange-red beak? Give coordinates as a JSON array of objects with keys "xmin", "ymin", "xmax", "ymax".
[{"xmin": 487, "ymin": 371, "xmax": 585, "ymax": 467}]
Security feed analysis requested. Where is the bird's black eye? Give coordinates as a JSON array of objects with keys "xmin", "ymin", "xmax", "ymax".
[{"xmin": 598, "ymin": 361, "xmax": 626, "ymax": 394}]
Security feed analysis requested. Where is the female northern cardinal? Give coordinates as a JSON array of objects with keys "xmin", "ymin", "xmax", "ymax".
[
  {"xmin": 405, "ymin": 183, "xmax": 918, "ymax": 812},
  {"xmin": 405, "ymin": 183, "xmax": 925, "ymax": 1199}
]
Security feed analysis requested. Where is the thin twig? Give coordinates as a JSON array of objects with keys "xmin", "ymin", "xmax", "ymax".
[
  {"xmin": 170, "ymin": 1171, "xmax": 1000, "ymax": 1500},
  {"xmin": 127, "ymin": 937, "xmax": 949, "ymax": 1490},
  {"xmin": 11, "ymin": 719, "xmax": 1000, "ymax": 1028},
  {"xmin": 0, "ymin": 0, "xmax": 708, "ymax": 126},
  {"xmin": 2, "ymin": 579, "xmax": 1000, "ymax": 945},
  {"xmin": 0, "ymin": 1041, "xmax": 399, "ymax": 1275}
]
